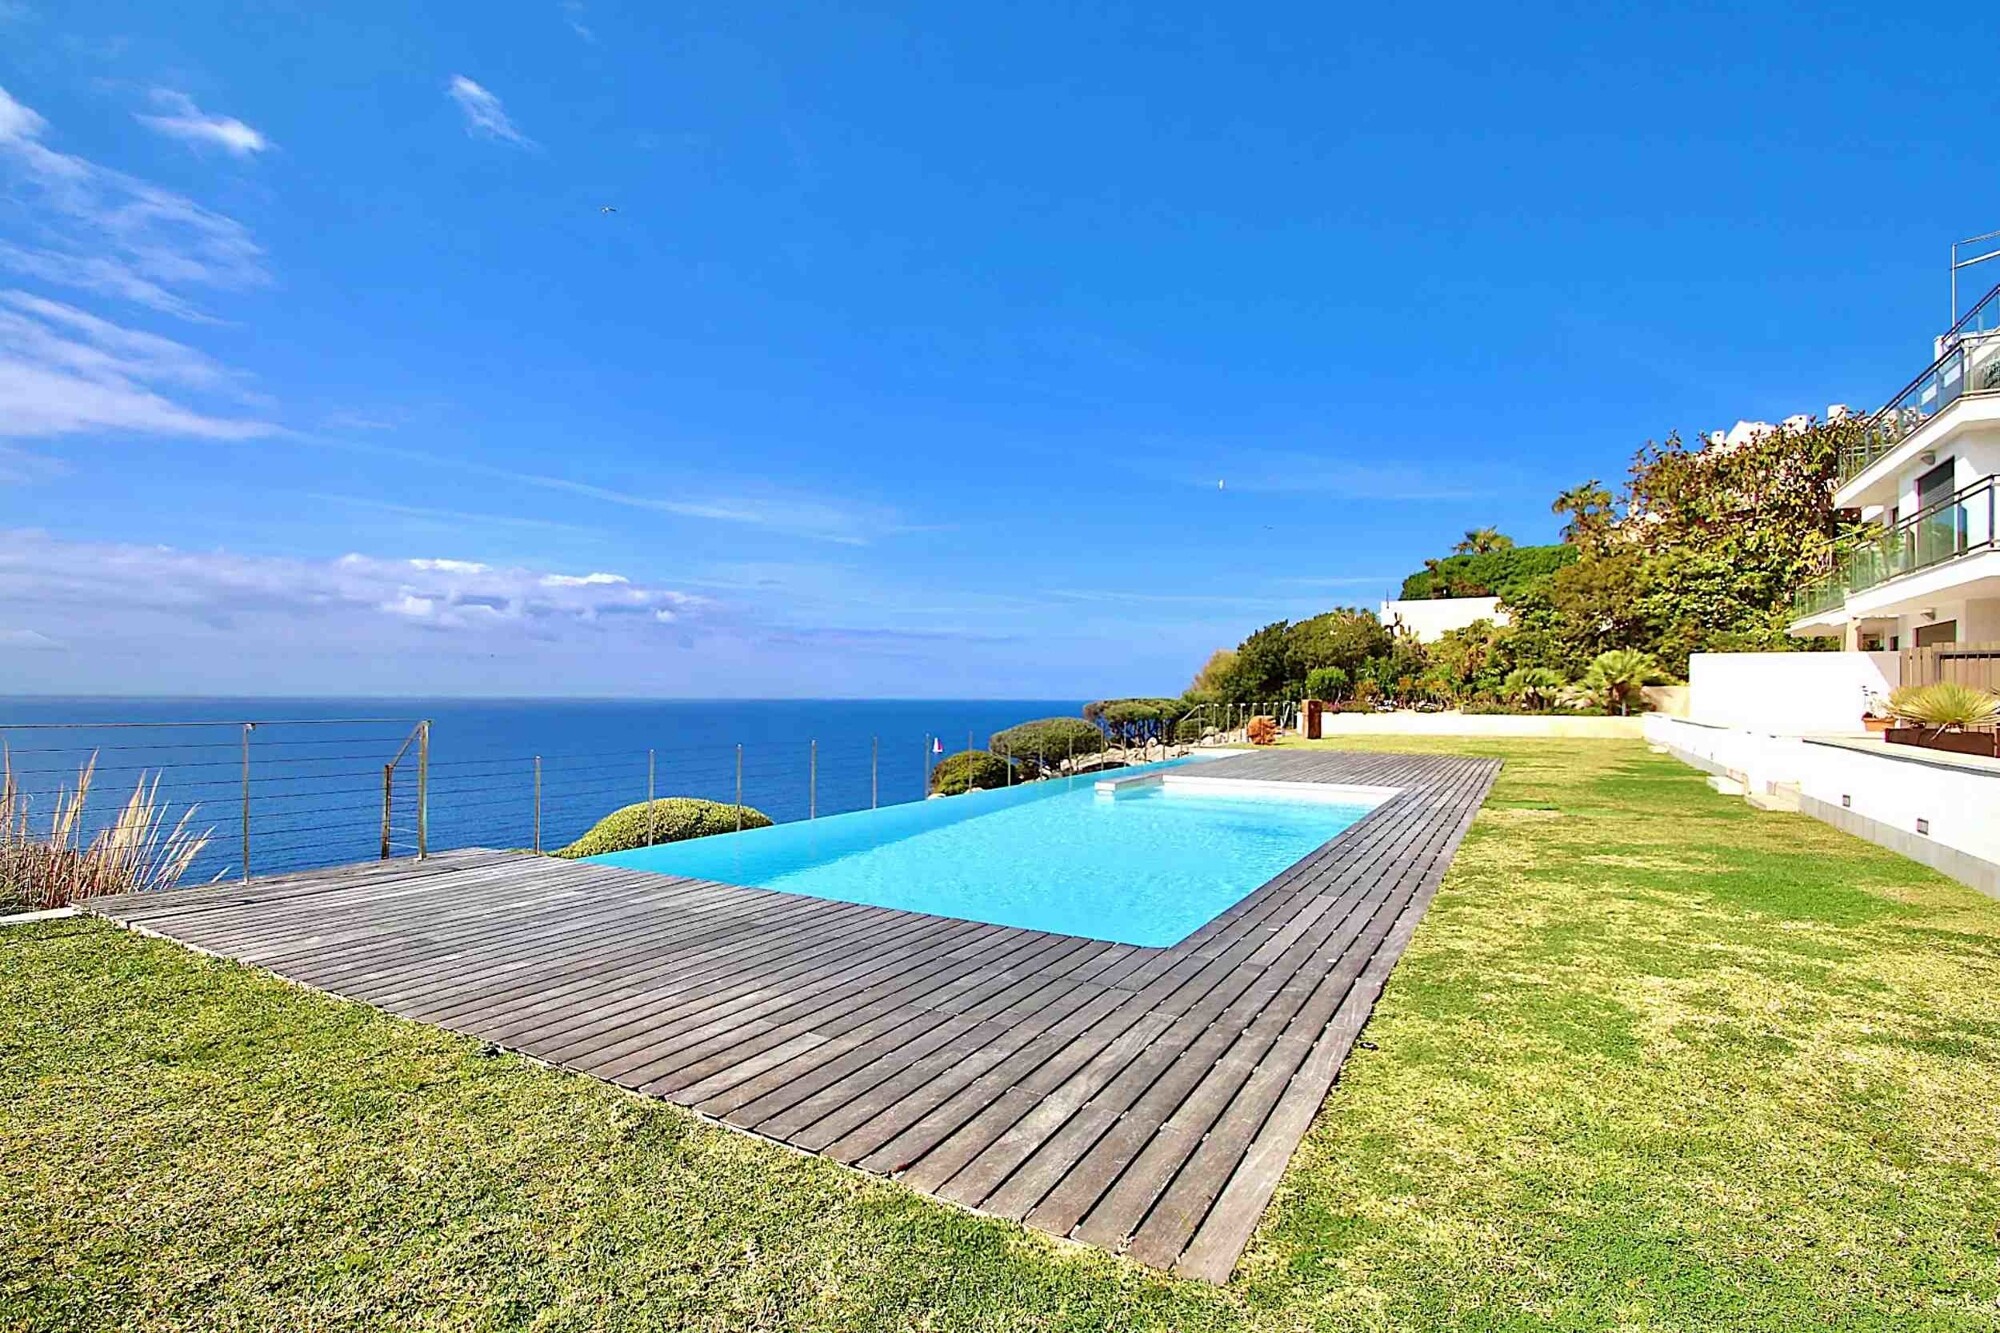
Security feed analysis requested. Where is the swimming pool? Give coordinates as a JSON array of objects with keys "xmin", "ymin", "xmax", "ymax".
[{"xmin": 589, "ymin": 762, "xmax": 1391, "ymax": 947}]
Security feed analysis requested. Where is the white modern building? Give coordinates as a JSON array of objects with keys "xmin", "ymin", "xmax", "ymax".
[
  {"xmin": 1788, "ymin": 285, "xmax": 2000, "ymax": 650},
  {"xmin": 1378, "ymin": 596, "xmax": 1507, "ymax": 643}
]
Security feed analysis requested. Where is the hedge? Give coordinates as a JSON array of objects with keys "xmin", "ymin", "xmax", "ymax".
[
  {"xmin": 556, "ymin": 797, "xmax": 772, "ymax": 857},
  {"xmin": 929, "ymin": 749, "xmax": 1013, "ymax": 796},
  {"xmin": 990, "ymin": 717, "xmax": 1104, "ymax": 768}
]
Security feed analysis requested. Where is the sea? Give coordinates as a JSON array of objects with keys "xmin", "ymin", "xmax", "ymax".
[{"xmin": 0, "ymin": 698, "xmax": 1083, "ymax": 883}]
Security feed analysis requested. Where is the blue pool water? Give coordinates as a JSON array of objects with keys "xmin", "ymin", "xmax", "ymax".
[{"xmin": 590, "ymin": 764, "xmax": 1379, "ymax": 947}]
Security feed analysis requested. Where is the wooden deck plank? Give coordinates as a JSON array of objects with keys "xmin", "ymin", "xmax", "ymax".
[{"xmin": 87, "ymin": 748, "xmax": 1500, "ymax": 1284}]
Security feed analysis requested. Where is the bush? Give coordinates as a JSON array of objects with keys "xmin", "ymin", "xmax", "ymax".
[
  {"xmin": 1304, "ymin": 666, "xmax": 1349, "ymax": 701},
  {"xmin": 929, "ymin": 749, "xmax": 1013, "ymax": 796},
  {"xmin": 1888, "ymin": 682, "xmax": 2000, "ymax": 730},
  {"xmin": 557, "ymin": 798, "xmax": 771, "ymax": 857},
  {"xmin": 1245, "ymin": 716, "xmax": 1279, "ymax": 745},
  {"xmin": 990, "ymin": 717, "xmax": 1103, "ymax": 769},
  {"xmin": 1173, "ymin": 715, "xmax": 1207, "ymax": 743},
  {"xmin": 1398, "ymin": 543, "xmax": 1576, "ymax": 600}
]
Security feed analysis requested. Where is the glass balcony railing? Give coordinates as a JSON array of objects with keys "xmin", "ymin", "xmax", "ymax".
[
  {"xmin": 1791, "ymin": 474, "xmax": 2000, "ymax": 622},
  {"xmin": 1840, "ymin": 283, "xmax": 2000, "ymax": 482}
]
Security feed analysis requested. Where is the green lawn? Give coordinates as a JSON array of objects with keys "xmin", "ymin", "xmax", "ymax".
[{"xmin": 4, "ymin": 739, "xmax": 1998, "ymax": 1331}]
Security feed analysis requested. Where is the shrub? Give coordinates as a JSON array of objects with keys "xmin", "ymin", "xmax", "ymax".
[
  {"xmin": 928, "ymin": 749, "xmax": 1013, "ymax": 796},
  {"xmin": 557, "ymin": 798, "xmax": 771, "ymax": 858},
  {"xmin": 1578, "ymin": 649, "xmax": 1663, "ymax": 715},
  {"xmin": 1888, "ymin": 682, "xmax": 2000, "ymax": 730},
  {"xmin": 2, "ymin": 753, "xmax": 211, "ymax": 911},
  {"xmin": 990, "ymin": 717, "xmax": 1103, "ymax": 770},
  {"xmin": 1173, "ymin": 715, "xmax": 1207, "ymax": 743},
  {"xmin": 1304, "ymin": 666, "xmax": 1349, "ymax": 701},
  {"xmin": 1502, "ymin": 665, "xmax": 1566, "ymax": 710},
  {"xmin": 1245, "ymin": 716, "xmax": 1279, "ymax": 745}
]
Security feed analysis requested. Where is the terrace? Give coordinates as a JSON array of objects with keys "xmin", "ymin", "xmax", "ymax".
[{"xmin": 6, "ymin": 737, "xmax": 1997, "ymax": 1329}]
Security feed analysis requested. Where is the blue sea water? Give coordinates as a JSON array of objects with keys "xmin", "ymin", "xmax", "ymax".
[
  {"xmin": 592, "ymin": 761, "xmax": 1376, "ymax": 946},
  {"xmin": 0, "ymin": 697, "xmax": 1083, "ymax": 881}
]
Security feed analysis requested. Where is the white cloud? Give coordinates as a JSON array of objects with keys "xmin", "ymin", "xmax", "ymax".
[
  {"xmin": 0, "ymin": 627, "xmax": 63, "ymax": 651},
  {"xmin": 0, "ymin": 82, "xmax": 266, "ymax": 320},
  {"xmin": 561, "ymin": 1, "xmax": 595, "ymax": 41},
  {"xmin": 0, "ymin": 532, "xmax": 703, "ymax": 637},
  {"xmin": 447, "ymin": 76, "xmax": 532, "ymax": 147},
  {"xmin": 135, "ymin": 90, "xmax": 270, "ymax": 157},
  {"xmin": 0, "ymin": 289, "xmax": 272, "ymax": 439}
]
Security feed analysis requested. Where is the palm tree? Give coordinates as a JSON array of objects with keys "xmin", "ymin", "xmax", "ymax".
[
  {"xmin": 1580, "ymin": 649, "xmax": 1661, "ymax": 715},
  {"xmin": 1452, "ymin": 527, "xmax": 1515, "ymax": 556},
  {"xmin": 1501, "ymin": 666, "xmax": 1565, "ymax": 710}
]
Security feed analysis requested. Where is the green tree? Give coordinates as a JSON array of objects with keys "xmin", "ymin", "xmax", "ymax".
[
  {"xmin": 1502, "ymin": 665, "xmax": 1565, "ymax": 710},
  {"xmin": 1579, "ymin": 649, "xmax": 1662, "ymax": 715},
  {"xmin": 1453, "ymin": 527, "xmax": 1516, "ymax": 555},
  {"xmin": 1304, "ymin": 666, "xmax": 1350, "ymax": 701},
  {"xmin": 1289, "ymin": 608, "xmax": 1392, "ymax": 680},
  {"xmin": 1552, "ymin": 480, "xmax": 1619, "ymax": 551}
]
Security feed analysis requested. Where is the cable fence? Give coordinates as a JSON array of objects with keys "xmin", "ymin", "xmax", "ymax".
[{"xmin": 1, "ymin": 704, "xmax": 1303, "ymax": 904}]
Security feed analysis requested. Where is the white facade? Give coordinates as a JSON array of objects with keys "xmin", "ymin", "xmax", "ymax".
[
  {"xmin": 1378, "ymin": 596, "xmax": 1507, "ymax": 643},
  {"xmin": 1789, "ymin": 312, "xmax": 2000, "ymax": 649},
  {"xmin": 1685, "ymin": 651, "xmax": 1898, "ymax": 734}
]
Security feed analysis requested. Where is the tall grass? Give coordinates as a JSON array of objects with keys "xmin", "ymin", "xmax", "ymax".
[{"xmin": 1, "ymin": 751, "xmax": 212, "ymax": 911}]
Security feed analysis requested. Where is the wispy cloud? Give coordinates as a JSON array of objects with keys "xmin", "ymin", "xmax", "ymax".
[
  {"xmin": 0, "ymin": 289, "xmax": 273, "ymax": 438},
  {"xmin": 0, "ymin": 627, "xmax": 63, "ymax": 651},
  {"xmin": 0, "ymin": 82, "xmax": 266, "ymax": 320},
  {"xmin": 560, "ymin": 1, "xmax": 596, "ymax": 42},
  {"xmin": 0, "ymin": 530, "xmax": 702, "ymax": 636},
  {"xmin": 309, "ymin": 433, "xmax": 901, "ymax": 545},
  {"xmin": 447, "ymin": 75, "xmax": 532, "ymax": 147},
  {"xmin": 135, "ymin": 90, "xmax": 269, "ymax": 157}
]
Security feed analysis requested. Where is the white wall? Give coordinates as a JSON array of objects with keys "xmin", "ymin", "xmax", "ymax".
[
  {"xmin": 1378, "ymin": 597, "xmax": 1506, "ymax": 643},
  {"xmin": 1645, "ymin": 714, "xmax": 1999, "ymax": 897},
  {"xmin": 1686, "ymin": 651, "xmax": 1898, "ymax": 735}
]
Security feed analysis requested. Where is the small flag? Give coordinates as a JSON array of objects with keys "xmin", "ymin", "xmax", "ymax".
[{"xmin": 932, "ymin": 737, "xmax": 943, "ymax": 754}]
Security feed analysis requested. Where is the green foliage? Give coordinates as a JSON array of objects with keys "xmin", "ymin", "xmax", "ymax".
[
  {"xmin": 1199, "ymin": 609, "xmax": 1391, "ymax": 702},
  {"xmin": 556, "ymin": 798, "xmax": 770, "ymax": 857},
  {"xmin": 1421, "ymin": 619, "xmax": 1511, "ymax": 703},
  {"xmin": 989, "ymin": 717, "xmax": 1103, "ymax": 767},
  {"xmin": 1887, "ymin": 682, "xmax": 2000, "ymax": 729},
  {"xmin": 1399, "ymin": 542, "xmax": 1575, "ymax": 600},
  {"xmin": 927, "ymin": 749, "xmax": 1012, "ymax": 796},
  {"xmin": 1453, "ymin": 527, "xmax": 1515, "ymax": 555},
  {"xmin": 1303, "ymin": 665, "xmax": 1350, "ymax": 701},
  {"xmin": 1502, "ymin": 665, "xmax": 1566, "ymax": 710},
  {"xmin": 1577, "ymin": 649, "xmax": 1663, "ymax": 715},
  {"xmin": 1185, "ymin": 647, "xmax": 1237, "ymax": 701}
]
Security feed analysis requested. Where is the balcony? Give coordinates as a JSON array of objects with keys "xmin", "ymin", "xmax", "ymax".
[
  {"xmin": 1838, "ymin": 282, "xmax": 2000, "ymax": 485},
  {"xmin": 1791, "ymin": 473, "xmax": 2000, "ymax": 624}
]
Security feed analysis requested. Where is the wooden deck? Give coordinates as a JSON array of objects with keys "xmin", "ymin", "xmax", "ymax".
[{"xmin": 88, "ymin": 749, "xmax": 1499, "ymax": 1283}]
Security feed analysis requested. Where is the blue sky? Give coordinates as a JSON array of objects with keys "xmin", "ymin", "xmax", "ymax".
[{"xmin": 2, "ymin": 2, "xmax": 1996, "ymax": 698}]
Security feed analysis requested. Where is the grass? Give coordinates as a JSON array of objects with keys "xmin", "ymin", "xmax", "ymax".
[{"xmin": 3, "ymin": 738, "xmax": 1998, "ymax": 1331}]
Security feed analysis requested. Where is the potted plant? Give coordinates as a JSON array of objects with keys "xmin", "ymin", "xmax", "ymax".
[
  {"xmin": 1861, "ymin": 689, "xmax": 1895, "ymax": 734},
  {"xmin": 1885, "ymin": 683, "xmax": 2000, "ymax": 757}
]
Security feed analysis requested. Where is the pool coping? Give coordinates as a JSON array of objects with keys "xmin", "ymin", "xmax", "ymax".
[{"xmin": 87, "ymin": 748, "xmax": 1501, "ymax": 1284}]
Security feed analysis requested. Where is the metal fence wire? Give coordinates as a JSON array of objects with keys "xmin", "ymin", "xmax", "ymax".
[{"xmin": 0, "ymin": 705, "xmax": 1299, "ymax": 888}]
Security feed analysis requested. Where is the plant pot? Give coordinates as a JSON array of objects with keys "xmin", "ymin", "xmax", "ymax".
[
  {"xmin": 1862, "ymin": 716, "xmax": 1893, "ymax": 734},
  {"xmin": 1885, "ymin": 727, "xmax": 2000, "ymax": 758}
]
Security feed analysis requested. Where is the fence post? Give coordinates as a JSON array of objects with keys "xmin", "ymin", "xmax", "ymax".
[
  {"xmin": 416, "ymin": 721, "xmax": 430, "ymax": 859},
  {"xmin": 380, "ymin": 764, "xmax": 393, "ymax": 860},
  {"xmin": 646, "ymin": 748, "xmax": 656, "ymax": 846},
  {"xmin": 240, "ymin": 722, "xmax": 252, "ymax": 882},
  {"xmin": 735, "ymin": 744, "xmax": 743, "ymax": 831},
  {"xmin": 871, "ymin": 735, "xmax": 879, "ymax": 809},
  {"xmin": 809, "ymin": 739, "xmax": 818, "ymax": 820},
  {"xmin": 923, "ymin": 734, "xmax": 931, "ymax": 792},
  {"xmin": 533, "ymin": 755, "xmax": 542, "ymax": 854}
]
